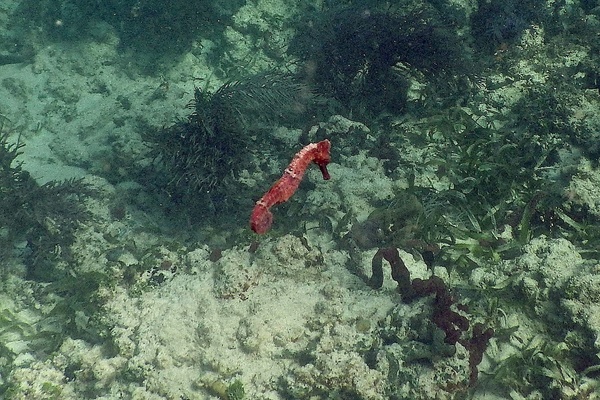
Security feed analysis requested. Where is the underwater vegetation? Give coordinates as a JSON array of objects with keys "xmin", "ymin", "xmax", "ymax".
[
  {"xmin": 515, "ymin": 81, "xmax": 600, "ymax": 161},
  {"xmin": 0, "ymin": 121, "xmax": 112, "ymax": 397},
  {"xmin": 470, "ymin": 0, "xmax": 547, "ymax": 54},
  {"xmin": 369, "ymin": 248, "xmax": 494, "ymax": 387},
  {"xmin": 348, "ymin": 99, "xmax": 591, "ymax": 269},
  {"xmin": 205, "ymin": 378, "xmax": 246, "ymax": 400},
  {"xmin": 144, "ymin": 73, "xmax": 315, "ymax": 217},
  {"xmin": 335, "ymin": 86, "xmax": 600, "ymax": 396},
  {"xmin": 289, "ymin": 1, "xmax": 476, "ymax": 116},
  {"xmin": 0, "ymin": 119, "xmax": 93, "ymax": 282}
]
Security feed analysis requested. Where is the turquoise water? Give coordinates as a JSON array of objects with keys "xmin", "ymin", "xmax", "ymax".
[{"xmin": 1, "ymin": 0, "xmax": 600, "ymax": 398}]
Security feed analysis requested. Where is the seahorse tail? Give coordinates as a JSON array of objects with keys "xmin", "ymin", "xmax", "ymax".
[{"xmin": 250, "ymin": 203, "xmax": 273, "ymax": 234}]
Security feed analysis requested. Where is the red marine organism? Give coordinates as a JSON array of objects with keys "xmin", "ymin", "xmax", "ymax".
[{"xmin": 250, "ymin": 139, "xmax": 331, "ymax": 234}]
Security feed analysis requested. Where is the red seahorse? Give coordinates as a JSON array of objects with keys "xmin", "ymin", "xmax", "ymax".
[{"xmin": 250, "ymin": 139, "xmax": 331, "ymax": 234}]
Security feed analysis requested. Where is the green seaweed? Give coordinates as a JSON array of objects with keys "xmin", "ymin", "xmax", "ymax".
[
  {"xmin": 289, "ymin": 2, "xmax": 477, "ymax": 117},
  {"xmin": 226, "ymin": 379, "xmax": 245, "ymax": 400},
  {"xmin": 143, "ymin": 73, "xmax": 315, "ymax": 226},
  {"xmin": 483, "ymin": 335, "xmax": 599, "ymax": 398},
  {"xmin": 0, "ymin": 121, "xmax": 94, "ymax": 281}
]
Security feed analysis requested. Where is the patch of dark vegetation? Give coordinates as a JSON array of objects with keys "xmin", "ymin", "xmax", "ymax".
[
  {"xmin": 289, "ymin": 1, "xmax": 477, "ymax": 117},
  {"xmin": 470, "ymin": 0, "xmax": 548, "ymax": 54},
  {"xmin": 142, "ymin": 73, "xmax": 316, "ymax": 223},
  {"xmin": 0, "ymin": 121, "xmax": 94, "ymax": 282}
]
